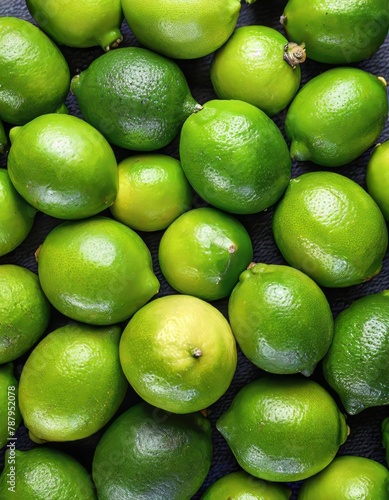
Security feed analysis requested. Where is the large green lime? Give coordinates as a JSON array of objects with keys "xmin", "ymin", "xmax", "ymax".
[{"xmin": 366, "ymin": 141, "xmax": 389, "ymax": 221}]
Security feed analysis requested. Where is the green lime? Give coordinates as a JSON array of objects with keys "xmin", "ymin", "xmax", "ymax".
[
  {"xmin": 110, "ymin": 154, "xmax": 192, "ymax": 231},
  {"xmin": 179, "ymin": 99, "xmax": 291, "ymax": 214},
  {"xmin": 383, "ymin": 418, "xmax": 389, "ymax": 466},
  {"xmin": 8, "ymin": 114, "xmax": 118, "ymax": 220},
  {"xmin": 217, "ymin": 376, "xmax": 349, "ymax": 482},
  {"xmin": 281, "ymin": 0, "xmax": 389, "ymax": 64},
  {"xmin": 27, "ymin": 0, "xmax": 123, "ymax": 51},
  {"xmin": 228, "ymin": 263, "xmax": 333, "ymax": 375},
  {"xmin": 210, "ymin": 25, "xmax": 305, "ymax": 116},
  {"xmin": 201, "ymin": 470, "xmax": 291, "ymax": 499},
  {"xmin": 0, "ymin": 264, "xmax": 50, "ymax": 364},
  {"xmin": 71, "ymin": 47, "xmax": 201, "ymax": 151},
  {"xmin": 92, "ymin": 402, "xmax": 212, "ymax": 499},
  {"xmin": 272, "ymin": 171, "xmax": 388, "ymax": 288},
  {"xmin": 0, "ymin": 447, "xmax": 96, "ymax": 499},
  {"xmin": 0, "ymin": 169, "xmax": 36, "ymax": 257},
  {"xmin": 121, "ymin": 0, "xmax": 243, "ymax": 59},
  {"xmin": 119, "ymin": 294, "xmax": 237, "ymax": 413},
  {"xmin": 19, "ymin": 322, "xmax": 127, "ymax": 443},
  {"xmin": 284, "ymin": 67, "xmax": 388, "ymax": 167},
  {"xmin": 366, "ymin": 141, "xmax": 389, "ymax": 221},
  {"xmin": 298, "ymin": 455, "xmax": 389, "ymax": 499},
  {"xmin": 36, "ymin": 216, "xmax": 159, "ymax": 325},
  {"xmin": 323, "ymin": 290, "xmax": 389, "ymax": 415},
  {"xmin": 0, "ymin": 120, "xmax": 7, "ymax": 153},
  {"xmin": 0, "ymin": 17, "xmax": 70, "ymax": 125},
  {"xmin": 158, "ymin": 207, "xmax": 253, "ymax": 301},
  {"xmin": 0, "ymin": 363, "xmax": 21, "ymax": 449}
]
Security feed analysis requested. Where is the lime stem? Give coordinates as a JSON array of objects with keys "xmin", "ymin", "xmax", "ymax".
[
  {"xmin": 284, "ymin": 42, "xmax": 306, "ymax": 69},
  {"xmin": 191, "ymin": 347, "xmax": 202, "ymax": 358}
]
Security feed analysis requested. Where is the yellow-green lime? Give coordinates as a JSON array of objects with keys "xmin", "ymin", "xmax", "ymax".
[
  {"xmin": 119, "ymin": 294, "xmax": 237, "ymax": 413},
  {"xmin": 0, "ymin": 17, "xmax": 70, "ymax": 125},
  {"xmin": 0, "ymin": 264, "xmax": 50, "ymax": 364},
  {"xmin": 285, "ymin": 67, "xmax": 388, "ymax": 167},
  {"xmin": 366, "ymin": 141, "xmax": 389, "ymax": 221},
  {"xmin": 217, "ymin": 376, "xmax": 349, "ymax": 482},
  {"xmin": 272, "ymin": 171, "xmax": 388, "ymax": 288},
  {"xmin": 19, "ymin": 322, "xmax": 127, "ymax": 443},
  {"xmin": 8, "ymin": 114, "xmax": 118, "ymax": 220},
  {"xmin": 323, "ymin": 290, "xmax": 389, "ymax": 415},
  {"xmin": 0, "ymin": 120, "xmax": 7, "ymax": 153},
  {"xmin": 383, "ymin": 418, "xmax": 389, "ymax": 466},
  {"xmin": 71, "ymin": 47, "xmax": 201, "ymax": 151},
  {"xmin": 27, "ymin": 0, "xmax": 123, "ymax": 51},
  {"xmin": 36, "ymin": 216, "xmax": 159, "ymax": 325},
  {"xmin": 158, "ymin": 207, "xmax": 253, "ymax": 301},
  {"xmin": 0, "ymin": 363, "xmax": 21, "ymax": 449},
  {"xmin": 228, "ymin": 263, "xmax": 333, "ymax": 375},
  {"xmin": 297, "ymin": 455, "xmax": 389, "ymax": 499},
  {"xmin": 201, "ymin": 470, "xmax": 291, "ymax": 499},
  {"xmin": 121, "ymin": 0, "xmax": 247, "ymax": 59},
  {"xmin": 0, "ymin": 169, "xmax": 36, "ymax": 257},
  {"xmin": 92, "ymin": 402, "xmax": 212, "ymax": 499},
  {"xmin": 110, "ymin": 154, "xmax": 192, "ymax": 231},
  {"xmin": 179, "ymin": 99, "xmax": 291, "ymax": 214},
  {"xmin": 0, "ymin": 447, "xmax": 96, "ymax": 499},
  {"xmin": 211, "ymin": 25, "xmax": 305, "ymax": 116},
  {"xmin": 281, "ymin": 0, "xmax": 389, "ymax": 64}
]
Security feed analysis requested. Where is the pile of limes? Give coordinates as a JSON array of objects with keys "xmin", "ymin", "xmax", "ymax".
[{"xmin": 0, "ymin": 0, "xmax": 388, "ymax": 498}]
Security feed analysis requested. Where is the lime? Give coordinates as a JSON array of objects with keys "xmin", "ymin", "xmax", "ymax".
[
  {"xmin": 92, "ymin": 402, "xmax": 212, "ymax": 499},
  {"xmin": 0, "ymin": 17, "xmax": 70, "ymax": 125},
  {"xmin": 0, "ymin": 264, "xmax": 50, "ymax": 364},
  {"xmin": 228, "ymin": 263, "xmax": 333, "ymax": 375},
  {"xmin": 110, "ymin": 154, "xmax": 192, "ymax": 231},
  {"xmin": 298, "ymin": 455, "xmax": 389, "ymax": 499},
  {"xmin": 323, "ymin": 290, "xmax": 389, "ymax": 415},
  {"xmin": 36, "ymin": 216, "xmax": 159, "ymax": 325},
  {"xmin": 366, "ymin": 141, "xmax": 389, "ymax": 221},
  {"xmin": 211, "ymin": 25, "xmax": 305, "ymax": 116},
  {"xmin": 179, "ymin": 99, "xmax": 291, "ymax": 214},
  {"xmin": 217, "ymin": 376, "xmax": 349, "ymax": 482},
  {"xmin": 71, "ymin": 47, "xmax": 201, "ymax": 151},
  {"xmin": 0, "ymin": 363, "xmax": 21, "ymax": 449},
  {"xmin": 272, "ymin": 171, "xmax": 388, "ymax": 288},
  {"xmin": 0, "ymin": 120, "xmax": 7, "ymax": 153},
  {"xmin": 281, "ymin": 0, "xmax": 389, "ymax": 64},
  {"xmin": 284, "ymin": 67, "xmax": 388, "ymax": 167},
  {"xmin": 19, "ymin": 322, "xmax": 127, "ymax": 442},
  {"xmin": 201, "ymin": 470, "xmax": 291, "ymax": 499},
  {"xmin": 27, "ymin": 0, "xmax": 123, "ymax": 51},
  {"xmin": 158, "ymin": 207, "xmax": 253, "ymax": 301},
  {"xmin": 383, "ymin": 418, "xmax": 389, "ymax": 466},
  {"xmin": 119, "ymin": 294, "xmax": 237, "ymax": 413},
  {"xmin": 0, "ymin": 447, "xmax": 96, "ymax": 499},
  {"xmin": 8, "ymin": 114, "xmax": 118, "ymax": 220},
  {"xmin": 0, "ymin": 169, "xmax": 36, "ymax": 257},
  {"xmin": 121, "ymin": 0, "xmax": 243, "ymax": 59}
]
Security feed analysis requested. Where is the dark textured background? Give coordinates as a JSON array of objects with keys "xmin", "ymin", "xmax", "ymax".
[{"xmin": 0, "ymin": 0, "xmax": 388, "ymax": 497}]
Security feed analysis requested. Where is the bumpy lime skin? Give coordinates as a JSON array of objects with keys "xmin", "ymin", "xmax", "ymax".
[{"xmin": 366, "ymin": 141, "xmax": 389, "ymax": 221}]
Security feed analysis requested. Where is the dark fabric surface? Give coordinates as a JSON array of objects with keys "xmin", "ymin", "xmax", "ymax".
[{"xmin": 0, "ymin": 0, "xmax": 388, "ymax": 498}]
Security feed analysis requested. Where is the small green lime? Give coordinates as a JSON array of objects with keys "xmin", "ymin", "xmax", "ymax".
[
  {"xmin": 366, "ymin": 141, "xmax": 389, "ymax": 221},
  {"xmin": 298, "ymin": 455, "xmax": 389, "ymax": 499},
  {"xmin": 323, "ymin": 290, "xmax": 389, "ymax": 415},
  {"xmin": 8, "ymin": 114, "xmax": 118, "ymax": 220},
  {"xmin": 19, "ymin": 322, "xmax": 127, "ymax": 442},
  {"xmin": 0, "ymin": 363, "xmax": 21, "ymax": 449},
  {"xmin": 201, "ymin": 470, "xmax": 291, "ymax": 499},
  {"xmin": 211, "ymin": 25, "xmax": 305, "ymax": 116},
  {"xmin": 92, "ymin": 402, "xmax": 212, "ymax": 499},
  {"xmin": 158, "ymin": 207, "xmax": 253, "ymax": 300},
  {"xmin": 217, "ymin": 376, "xmax": 349, "ymax": 482},
  {"xmin": 0, "ymin": 264, "xmax": 50, "ymax": 364},
  {"xmin": 179, "ymin": 99, "xmax": 291, "ymax": 214},
  {"xmin": 284, "ymin": 67, "xmax": 388, "ymax": 167},
  {"xmin": 0, "ymin": 169, "xmax": 36, "ymax": 257},
  {"xmin": 228, "ymin": 263, "xmax": 333, "ymax": 375},
  {"xmin": 0, "ymin": 17, "xmax": 70, "ymax": 125},
  {"xmin": 110, "ymin": 154, "xmax": 192, "ymax": 231},
  {"xmin": 0, "ymin": 447, "xmax": 96, "ymax": 499},
  {"xmin": 272, "ymin": 171, "xmax": 388, "ymax": 287},
  {"xmin": 71, "ymin": 47, "xmax": 201, "ymax": 151}
]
